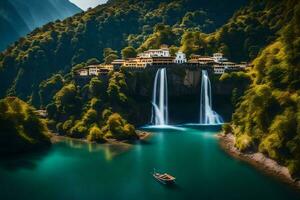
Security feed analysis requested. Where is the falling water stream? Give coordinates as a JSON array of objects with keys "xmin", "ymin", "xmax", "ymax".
[
  {"xmin": 199, "ymin": 70, "xmax": 224, "ymax": 125},
  {"xmin": 151, "ymin": 68, "xmax": 169, "ymax": 126}
]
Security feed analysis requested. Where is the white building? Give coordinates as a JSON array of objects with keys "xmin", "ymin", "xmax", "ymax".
[
  {"xmin": 138, "ymin": 45, "xmax": 170, "ymax": 58},
  {"xmin": 77, "ymin": 68, "xmax": 88, "ymax": 76},
  {"xmin": 88, "ymin": 65, "xmax": 100, "ymax": 76},
  {"xmin": 76, "ymin": 64, "xmax": 113, "ymax": 76},
  {"xmin": 174, "ymin": 51, "xmax": 187, "ymax": 64},
  {"xmin": 213, "ymin": 53, "xmax": 228, "ymax": 63},
  {"xmin": 213, "ymin": 62, "xmax": 241, "ymax": 75}
]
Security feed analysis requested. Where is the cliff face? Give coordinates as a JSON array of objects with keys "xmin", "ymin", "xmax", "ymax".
[
  {"xmin": 0, "ymin": 0, "xmax": 82, "ymax": 51},
  {"xmin": 128, "ymin": 68, "xmax": 234, "ymax": 98}
]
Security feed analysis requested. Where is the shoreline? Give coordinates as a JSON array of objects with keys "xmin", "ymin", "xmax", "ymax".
[
  {"xmin": 50, "ymin": 130, "xmax": 152, "ymax": 145},
  {"xmin": 218, "ymin": 133, "xmax": 300, "ymax": 190}
]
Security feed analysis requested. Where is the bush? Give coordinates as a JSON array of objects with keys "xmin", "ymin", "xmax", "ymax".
[
  {"xmin": 69, "ymin": 121, "xmax": 87, "ymax": 138},
  {"xmin": 103, "ymin": 113, "xmax": 138, "ymax": 140},
  {"xmin": 62, "ymin": 120, "xmax": 73, "ymax": 134},
  {"xmin": 222, "ymin": 123, "xmax": 232, "ymax": 134},
  {"xmin": 0, "ymin": 97, "xmax": 51, "ymax": 154},
  {"xmin": 102, "ymin": 109, "xmax": 112, "ymax": 120},
  {"xmin": 258, "ymin": 133, "xmax": 282, "ymax": 160},
  {"xmin": 87, "ymin": 125, "xmax": 106, "ymax": 143},
  {"xmin": 235, "ymin": 134, "xmax": 254, "ymax": 152},
  {"xmin": 90, "ymin": 98, "xmax": 102, "ymax": 110},
  {"xmin": 287, "ymin": 160, "xmax": 300, "ymax": 179}
]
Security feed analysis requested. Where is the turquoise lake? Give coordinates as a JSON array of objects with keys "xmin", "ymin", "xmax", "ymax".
[{"xmin": 0, "ymin": 126, "xmax": 299, "ymax": 200}]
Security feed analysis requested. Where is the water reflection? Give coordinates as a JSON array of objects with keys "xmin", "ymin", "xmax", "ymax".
[
  {"xmin": 57, "ymin": 137, "xmax": 132, "ymax": 161},
  {"xmin": 0, "ymin": 147, "xmax": 50, "ymax": 171}
]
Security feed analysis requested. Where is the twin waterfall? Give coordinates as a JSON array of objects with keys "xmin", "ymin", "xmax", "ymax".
[{"xmin": 151, "ymin": 69, "xmax": 223, "ymax": 126}]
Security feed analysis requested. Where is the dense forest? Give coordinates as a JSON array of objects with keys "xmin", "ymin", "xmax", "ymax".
[
  {"xmin": 230, "ymin": 0, "xmax": 300, "ymax": 178},
  {"xmin": 43, "ymin": 69, "xmax": 139, "ymax": 142}
]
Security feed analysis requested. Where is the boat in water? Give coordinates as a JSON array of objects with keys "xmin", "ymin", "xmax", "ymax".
[{"xmin": 152, "ymin": 169, "xmax": 176, "ymax": 185}]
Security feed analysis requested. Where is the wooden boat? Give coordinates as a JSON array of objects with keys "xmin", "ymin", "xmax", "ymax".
[{"xmin": 152, "ymin": 169, "xmax": 176, "ymax": 185}]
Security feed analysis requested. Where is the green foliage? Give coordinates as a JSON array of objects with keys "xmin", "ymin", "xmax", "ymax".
[
  {"xmin": 69, "ymin": 121, "xmax": 88, "ymax": 138},
  {"xmin": 86, "ymin": 58, "xmax": 100, "ymax": 65},
  {"xmin": 102, "ymin": 113, "xmax": 138, "ymax": 140},
  {"xmin": 82, "ymin": 109, "xmax": 98, "ymax": 124},
  {"xmin": 62, "ymin": 119, "xmax": 73, "ymax": 134},
  {"xmin": 102, "ymin": 108, "xmax": 112, "ymax": 120},
  {"xmin": 220, "ymin": 72, "xmax": 251, "ymax": 106},
  {"xmin": 103, "ymin": 48, "xmax": 118, "ymax": 64},
  {"xmin": 139, "ymin": 24, "xmax": 177, "ymax": 51},
  {"xmin": 0, "ymin": 97, "xmax": 51, "ymax": 154},
  {"xmin": 90, "ymin": 98, "xmax": 102, "ymax": 110},
  {"xmin": 0, "ymin": 0, "xmax": 246, "ymax": 102},
  {"xmin": 233, "ymin": 1, "xmax": 300, "ymax": 178},
  {"xmin": 235, "ymin": 134, "xmax": 254, "ymax": 152},
  {"xmin": 89, "ymin": 77, "xmax": 103, "ymax": 97},
  {"xmin": 107, "ymin": 72, "xmax": 128, "ymax": 105},
  {"xmin": 121, "ymin": 46, "xmax": 137, "ymax": 59},
  {"xmin": 39, "ymin": 74, "xmax": 64, "ymax": 107},
  {"xmin": 54, "ymin": 83, "xmax": 81, "ymax": 115},
  {"xmin": 222, "ymin": 123, "xmax": 232, "ymax": 135},
  {"xmin": 87, "ymin": 125, "xmax": 106, "ymax": 143}
]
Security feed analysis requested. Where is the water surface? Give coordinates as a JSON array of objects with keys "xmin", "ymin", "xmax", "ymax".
[{"xmin": 0, "ymin": 127, "xmax": 299, "ymax": 200}]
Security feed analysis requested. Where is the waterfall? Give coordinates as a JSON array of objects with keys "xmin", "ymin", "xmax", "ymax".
[
  {"xmin": 199, "ymin": 70, "xmax": 223, "ymax": 125},
  {"xmin": 151, "ymin": 68, "xmax": 169, "ymax": 125}
]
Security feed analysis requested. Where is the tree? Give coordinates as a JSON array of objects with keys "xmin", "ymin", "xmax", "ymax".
[
  {"xmin": 87, "ymin": 125, "xmax": 105, "ymax": 143},
  {"xmin": 89, "ymin": 78, "xmax": 103, "ymax": 97},
  {"xmin": 121, "ymin": 46, "xmax": 137, "ymax": 59},
  {"xmin": 86, "ymin": 58, "xmax": 100, "ymax": 65},
  {"xmin": 104, "ymin": 54, "xmax": 118, "ymax": 64},
  {"xmin": 0, "ymin": 97, "xmax": 51, "ymax": 154}
]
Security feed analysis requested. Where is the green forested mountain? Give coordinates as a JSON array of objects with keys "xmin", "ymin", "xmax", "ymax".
[
  {"xmin": 0, "ymin": 0, "xmax": 82, "ymax": 51},
  {"xmin": 0, "ymin": 0, "xmax": 246, "ymax": 103}
]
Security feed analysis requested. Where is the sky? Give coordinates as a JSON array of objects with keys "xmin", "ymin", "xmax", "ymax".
[{"xmin": 69, "ymin": 0, "xmax": 108, "ymax": 11}]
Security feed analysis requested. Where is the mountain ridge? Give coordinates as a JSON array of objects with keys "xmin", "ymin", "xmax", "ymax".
[{"xmin": 0, "ymin": 0, "xmax": 82, "ymax": 51}]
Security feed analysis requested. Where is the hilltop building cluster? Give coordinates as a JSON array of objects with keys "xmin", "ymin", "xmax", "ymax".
[{"xmin": 76, "ymin": 45, "xmax": 247, "ymax": 76}]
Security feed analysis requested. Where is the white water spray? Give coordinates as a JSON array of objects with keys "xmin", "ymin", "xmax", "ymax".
[
  {"xmin": 151, "ymin": 68, "xmax": 169, "ymax": 125},
  {"xmin": 199, "ymin": 70, "xmax": 223, "ymax": 125}
]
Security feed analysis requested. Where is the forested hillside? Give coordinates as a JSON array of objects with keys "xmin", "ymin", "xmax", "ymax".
[
  {"xmin": 0, "ymin": 0, "xmax": 246, "ymax": 104},
  {"xmin": 0, "ymin": 0, "xmax": 82, "ymax": 51},
  {"xmin": 231, "ymin": 0, "xmax": 300, "ymax": 178}
]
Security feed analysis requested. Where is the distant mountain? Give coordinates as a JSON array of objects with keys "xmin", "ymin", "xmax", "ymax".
[{"xmin": 0, "ymin": 0, "xmax": 82, "ymax": 51}]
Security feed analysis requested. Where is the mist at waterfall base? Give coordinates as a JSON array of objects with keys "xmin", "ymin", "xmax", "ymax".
[{"xmin": 148, "ymin": 68, "xmax": 225, "ymax": 128}]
